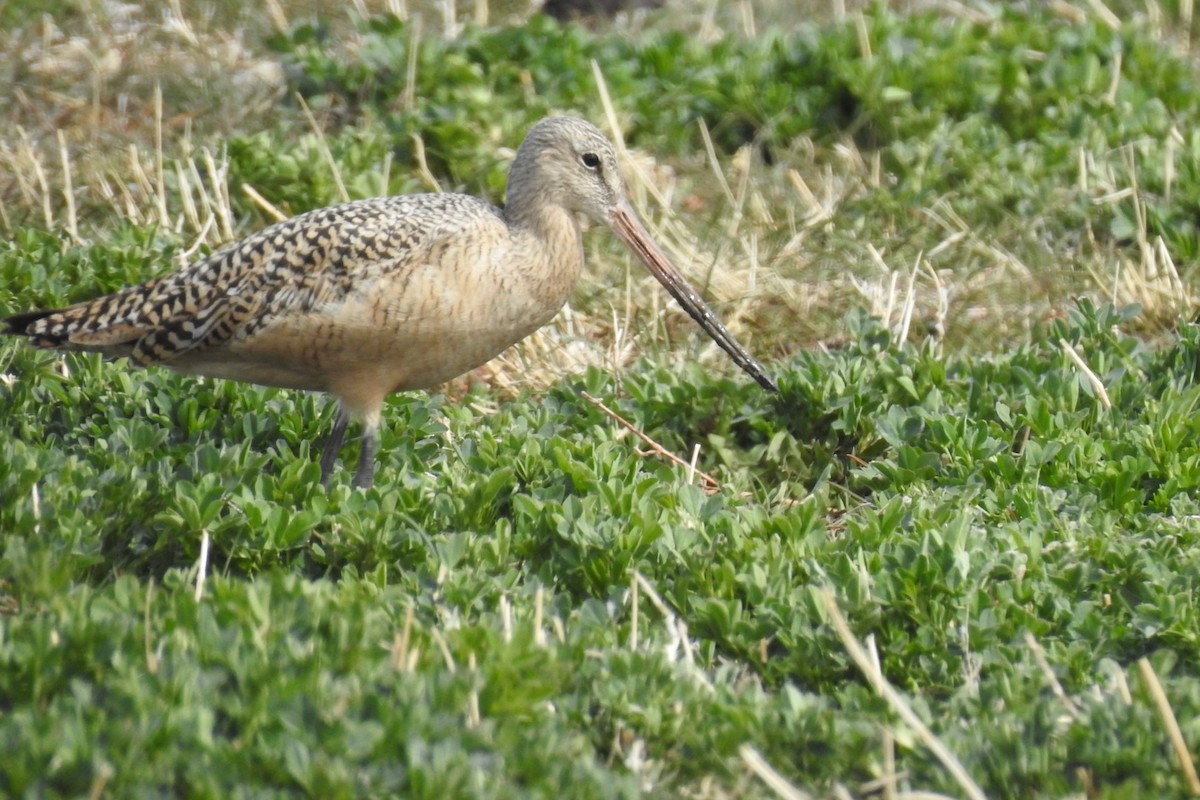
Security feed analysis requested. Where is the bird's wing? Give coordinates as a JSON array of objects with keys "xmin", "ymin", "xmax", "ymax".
[{"xmin": 12, "ymin": 194, "xmax": 502, "ymax": 365}]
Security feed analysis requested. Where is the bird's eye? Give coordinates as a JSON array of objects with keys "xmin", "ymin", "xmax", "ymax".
[{"xmin": 581, "ymin": 152, "xmax": 601, "ymax": 170}]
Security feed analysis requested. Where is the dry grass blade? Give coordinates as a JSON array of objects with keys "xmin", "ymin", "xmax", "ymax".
[
  {"xmin": 402, "ymin": 16, "xmax": 421, "ymax": 112},
  {"xmin": 466, "ymin": 651, "xmax": 480, "ymax": 728},
  {"xmin": 391, "ymin": 605, "xmax": 416, "ymax": 672},
  {"xmin": 263, "ymin": 0, "xmax": 290, "ymax": 32},
  {"xmin": 1059, "ymin": 339, "xmax": 1112, "ymax": 410},
  {"xmin": 534, "ymin": 585, "xmax": 547, "ymax": 648},
  {"xmin": 1138, "ymin": 657, "xmax": 1200, "ymax": 795},
  {"xmin": 629, "ymin": 572, "xmax": 639, "ymax": 651},
  {"xmin": 1184, "ymin": 0, "xmax": 1195, "ymax": 50},
  {"xmin": 193, "ymin": 529, "xmax": 210, "ymax": 602},
  {"xmin": 143, "ymin": 578, "xmax": 159, "ymax": 675},
  {"xmin": 411, "ymin": 133, "xmax": 443, "ymax": 193},
  {"xmin": 821, "ymin": 589, "xmax": 988, "ymax": 800},
  {"xmin": 17, "ymin": 127, "xmax": 54, "ymax": 228},
  {"xmin": 1024, "ymin": 632, "xmax": 1082, "ymax": 720},
  {"xmin": 591, "ymin": 59, "xmax": 668, "ymax": 210},
  {"xmin": 739, "ymin": 744, "xmax": 814, "ymax": 800},
  {"xmin": 200, "ymin": 148, "xmax": 235, "ymax": 242},
  {"xmin": 154, "ymin": 83, "xmax": 169, "ymax": 229},
  {"xmin": 882, "ymin": 726, "xmax": 898, "ymax": 800},
  {"xmin": 698, "ymin": 117, "xmax": 736, "ymax": 211},
  {"xmin": 55, "ymin": 129, "xmax": 78, "ymax": 241},
  {"xmin": 242, "ymin": 183, "xmax": 289, "ymax": 223},
  {"xmin": 631, "ymin": 571, "xmax": 712, "ymax": 690},
  {"xmin": 85, "ymin": 763, "xmax": 114, "ymax": 800},
  {"xmin": 1082, "ymin": 0, "xmax": 1121, "ymax": 30},
  {"xmin": 297, "ymin": 93, "xmax": 350, "ymax": 203},
  {"xmin": 430, "ymin": 627, "xmax": 457, "ymax": 672}
]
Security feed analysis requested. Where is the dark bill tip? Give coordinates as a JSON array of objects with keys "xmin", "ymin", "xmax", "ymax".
[{"xmin": 609, "ymin": 203, "xmax": 777, "ymax": 392}]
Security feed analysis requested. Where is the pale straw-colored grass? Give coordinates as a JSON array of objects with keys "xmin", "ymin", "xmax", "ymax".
[{"xmin": 2, "ymin": 0, "xmax": 1196, "ymax": 398}]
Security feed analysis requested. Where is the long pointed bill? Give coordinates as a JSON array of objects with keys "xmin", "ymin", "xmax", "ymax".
[{"xmin": 609, "ymin": 202, "xmax": 778, "ymax": 392}]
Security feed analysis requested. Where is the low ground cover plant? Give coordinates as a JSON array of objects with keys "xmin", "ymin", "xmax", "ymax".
[{"xmin": 3, "ymin": 1, "xmax": 1200, "ymax": 796}]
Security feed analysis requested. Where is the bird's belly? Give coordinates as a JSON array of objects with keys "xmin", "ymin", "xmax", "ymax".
[{"xmin": 169, "ymin": 292, "xmax": 559, "ymax": 395}]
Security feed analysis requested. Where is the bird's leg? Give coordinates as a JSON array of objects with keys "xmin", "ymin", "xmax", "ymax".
[
  {"xmin": 319, "ymin": 408, "xmax": 350, "ymax": 486},
  {"xmin": 352, "ymin": 421, "xmax": 378, "ymax": 490}
]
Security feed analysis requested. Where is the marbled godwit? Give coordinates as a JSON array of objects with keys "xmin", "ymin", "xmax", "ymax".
[{"xmin": 4, "ymin": 116, "xmax": 776, "ymax": 488}]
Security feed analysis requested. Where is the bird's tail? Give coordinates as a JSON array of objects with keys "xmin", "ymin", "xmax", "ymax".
[
  {"xmin": 4, "ymin": 307, "xmax": 71, "ymax": 345},
  {"xmin": 4, "ymin": 300, "xmax": 142, "ymax": 356}
]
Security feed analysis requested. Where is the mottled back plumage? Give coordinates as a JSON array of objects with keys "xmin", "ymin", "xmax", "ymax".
[
  {"xmin": 11, "ymin": 194, "xmax": 501, "ymax": 366},
  {"xmin": 5, "ymin": 116, "xmax": 776, "ymax": 488}
]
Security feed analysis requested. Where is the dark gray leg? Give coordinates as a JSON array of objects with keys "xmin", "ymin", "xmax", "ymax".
[
  {"xmin": 319, "ymin": 409, "xmax": 350, "ymax": 486},
  {"xmin": 352, "ymin": 424, "xmax": 378, "ymax": 490}
]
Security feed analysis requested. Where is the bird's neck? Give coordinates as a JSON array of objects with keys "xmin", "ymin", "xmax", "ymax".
[
  {"xmin": 503, "ymin": 184, "xmax": 583, "ymax": 263},
  {"xmin": 500, "ymin": 196, "xmax": 585, "ymax": 321},
  {"xmin": 504, "ymin": 166, "xmax": 560, "ymax": 221}
]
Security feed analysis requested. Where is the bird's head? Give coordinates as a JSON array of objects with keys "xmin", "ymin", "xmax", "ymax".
[
  {"xmin": 511, "ymin": 115, "xmax": 626, "ymax": 225},
  {"xmin": 507, "ymin": 115, "xmax": 779, "ymax": 393}
]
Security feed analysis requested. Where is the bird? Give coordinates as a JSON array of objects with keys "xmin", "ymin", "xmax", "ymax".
[{"xmin": 4, "ymin": 116, "xmax": 777, "ymax": 489}]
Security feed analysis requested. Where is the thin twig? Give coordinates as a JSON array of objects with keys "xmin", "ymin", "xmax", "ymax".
[{"xmin": 580, "ymin": 391, "xmax": 720, "ymax": 491}]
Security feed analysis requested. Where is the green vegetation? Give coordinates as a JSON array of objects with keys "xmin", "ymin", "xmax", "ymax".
[{"xmin": 4, "ymin": 1, "xmax": 1200, "ymax": 797}]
